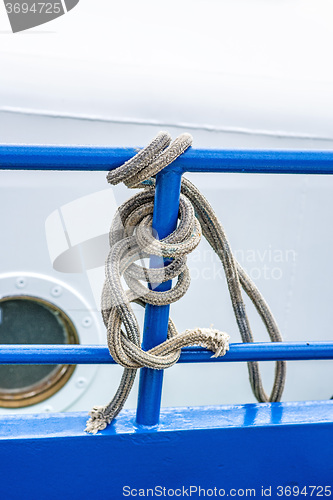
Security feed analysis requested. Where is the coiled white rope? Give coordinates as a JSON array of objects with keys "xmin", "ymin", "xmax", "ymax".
[{"xmin": 85, "ymin": 132, "xmax": 286, "ymax": 434}]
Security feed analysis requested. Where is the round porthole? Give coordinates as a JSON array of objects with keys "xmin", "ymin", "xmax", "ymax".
[{"xmin": 0, "ymin": 296, "xmax": 79, "ymax": 408}]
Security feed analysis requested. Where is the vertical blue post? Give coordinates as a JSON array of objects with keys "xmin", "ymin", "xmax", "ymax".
[{"xmin": 136, "ymin": 169, "xmax": 182, "ymax": 426}]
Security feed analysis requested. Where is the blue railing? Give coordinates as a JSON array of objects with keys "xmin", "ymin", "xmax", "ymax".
[
  {"xmin": 1, "ymin": 145, "xmax": 333, "ymax": 427},
  {"xmin": 0, "ymin": 343, "xmax": 332, "ymax": 363}
]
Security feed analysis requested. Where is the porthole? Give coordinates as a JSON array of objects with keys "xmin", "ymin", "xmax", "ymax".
[{"xmin": 0, "ymin": 296, "xmax": 79, "ymax": 408}]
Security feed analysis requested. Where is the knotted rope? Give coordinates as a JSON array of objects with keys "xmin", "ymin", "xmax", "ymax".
[{"xmin": 85, "ymin": 132, "xmax": 286, "ymax": 434}]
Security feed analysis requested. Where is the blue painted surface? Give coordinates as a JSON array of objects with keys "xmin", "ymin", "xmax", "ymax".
[
  {"xmin": 0, "ymin": 342, "xmax": 333, "ymax": 364},
  {"xmin": 137, "ymin": 170, "xmax": 183, "ymax": 426},
  {"xmin": 0, "ymin": 401, "xmax": 332, "ymax": 498},
  {"xmin": 2, "ymin": 145, "xmax": 333, "ymax": 174}
]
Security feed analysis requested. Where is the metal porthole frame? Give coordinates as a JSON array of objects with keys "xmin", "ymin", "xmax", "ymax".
[
  {"xmin": 0, "ymin": 272, "xmax": 104, "ymax": 414},
  {"xmin": 0, "ymin": 295, "xmax": 79, "ymax": 408}
]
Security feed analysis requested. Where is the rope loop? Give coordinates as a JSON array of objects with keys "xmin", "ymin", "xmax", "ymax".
[{"xmin": 85, "ymin": 132, "xmax": 286, "ymax": 434}]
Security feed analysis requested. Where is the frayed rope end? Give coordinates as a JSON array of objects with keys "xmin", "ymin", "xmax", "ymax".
[
  {"xmin": 183, "ymin": 327, "xmax": 230, "ymax": 358},
  {"xmin": 85, "ymin": 406, "xmax": 112, "ymax": 435},
  {"xmin": 202, "ymin": 328, "xmax": 230, "ymax": 358}
]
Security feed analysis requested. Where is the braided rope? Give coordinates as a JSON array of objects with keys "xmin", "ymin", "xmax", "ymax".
[{"xmin": 85, "ymin": 132, "xmax": 286, "ymax": 434}]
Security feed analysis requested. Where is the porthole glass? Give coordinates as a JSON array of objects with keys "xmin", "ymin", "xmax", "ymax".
[{"xmin": 0, "ymin": 296, "xmax": 79, "ymax": 408}]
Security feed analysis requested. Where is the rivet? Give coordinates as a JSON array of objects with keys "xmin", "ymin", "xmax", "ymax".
[
  {"xmin": 82, "ymin": 316, "xmax": 92, "ymax": 327},
  {"xmin": 15, "ymin": 277, "xmax": 26, "ymax": 289},
  {"xmin": 51, "ymin": 286, "xmax": 62, "ymax": 297},
  {"xmin": 76, "ymin": 377, "xmax": 87, "ymax": 389}
]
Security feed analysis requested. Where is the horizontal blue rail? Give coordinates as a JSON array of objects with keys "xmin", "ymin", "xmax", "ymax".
[
  {"xmin": 0, "ymin": 342, "xmax": 332, "ymax": 364},
  {"xmin": 1, "ymin": 145, "xmax": 333, "ymax": 174}
]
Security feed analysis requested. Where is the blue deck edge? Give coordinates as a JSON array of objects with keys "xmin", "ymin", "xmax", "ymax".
[{"xmin": 0, "ymin": 401, "xmax": 332, "ymax": 498}]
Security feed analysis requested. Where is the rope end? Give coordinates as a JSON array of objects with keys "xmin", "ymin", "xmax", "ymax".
[
  {"xmin": 182, "ymin": 327, "xmax": 230, "ymax": 358},
  {"xmin": 85, "ymin": 406, "xmax": 112, "ymax": 435},
  {"xmin": 202, "ymin": 328, "xmax": 230, "ymax": 358}
]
